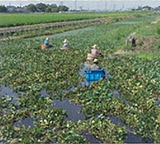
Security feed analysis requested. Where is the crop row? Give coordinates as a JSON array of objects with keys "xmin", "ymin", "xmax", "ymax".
[{"xmin": 0, "ymin": 11, "xmax": 152, "ymax": 27}]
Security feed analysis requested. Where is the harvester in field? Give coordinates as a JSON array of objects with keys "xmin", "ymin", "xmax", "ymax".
[{"xmin": 60, "ymin": 39, "xmax": 72, "ymax": 50}]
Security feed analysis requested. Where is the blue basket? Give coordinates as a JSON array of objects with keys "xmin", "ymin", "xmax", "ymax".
[{"xmin": 85, "ymin": 69, "xmax": 104, "ymax": 81}]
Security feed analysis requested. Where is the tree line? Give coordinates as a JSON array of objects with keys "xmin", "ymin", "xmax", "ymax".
[{"xmin": 0, "ymin": 3, "xmax": 69, "ymax": 13}]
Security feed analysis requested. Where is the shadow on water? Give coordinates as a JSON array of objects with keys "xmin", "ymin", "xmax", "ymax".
[
  {"xmin": 53, "ymin": 98, "xmax": 85, "ymax": 122},
  {"xmin": 14, "ymin": 117, "xmax": 34, "ymax": 130},
  {"xmin": 0, "ymin": 85, "xmax": 19, "ymax": 104}
]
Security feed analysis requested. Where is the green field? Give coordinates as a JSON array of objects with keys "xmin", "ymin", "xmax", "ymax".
[
  {"xmin": 0, "ymin": 12, "xmax": 160, "ymax": 143},
  {"xmin": 0, "ymin": 11, "xmax": 152, "ymax": 27}
]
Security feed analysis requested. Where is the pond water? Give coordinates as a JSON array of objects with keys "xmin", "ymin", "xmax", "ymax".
[
  {"xmin": 94, "ymin": 114, "xmax": 154, "ymax": 143},
  {"xmin": 0, "ymin": 85, "xmax": 19, "ymax": 104},
  {"xmin": 53, "ymin": 98, "xmax": 85, "ymax": 122},
  {"xmin": 0, "ymin": 63, "xmax": 156, "ymax": 143},
  {"xmin": 40, "ymin": 90, "xmax": 49, "ymax": 97},
  {"xmin": 14, "ymin": 117, "xmax": 34, "ymax": 130}
]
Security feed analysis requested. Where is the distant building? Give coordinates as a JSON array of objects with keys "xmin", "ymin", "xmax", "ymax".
[
  {"xmin": 142, "ymin": 6, "xmax": 152, "ymax": 11},
  {"xmin": 155, "ymin": 6, "xmax": 160, "ymax": 11},
  {"xmin": 6, "ymin": 6, "xmax": 15, "ymax": 12},
  {"xmin": 7, "ymin": 5, "xmax": 27, "ymax": 13}
]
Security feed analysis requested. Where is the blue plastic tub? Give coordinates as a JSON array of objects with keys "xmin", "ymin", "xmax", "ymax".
[{"xmin": 85, "ymin": 69, "xmax": 104, "ymax": 81}]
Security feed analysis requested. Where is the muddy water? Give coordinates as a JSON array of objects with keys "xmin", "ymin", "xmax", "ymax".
[
  {"xmin": 0, "ymin": 85, "xmax": 18, "ymax": 104},
  {"xmin": 14, "ymin": 117, "xmax": 34, "ymax": 130},
  {"xmin": 53, "ymin": 98, "xmax": 85, "ymax": 121},
  {"xmin": 40, "ymin": 90, "xmax": 49, "ymax": 97}
]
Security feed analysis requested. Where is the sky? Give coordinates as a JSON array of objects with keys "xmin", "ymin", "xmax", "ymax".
[{"xmin": 0, "ymin": 1, "xmax": 160, "ymax": 11}]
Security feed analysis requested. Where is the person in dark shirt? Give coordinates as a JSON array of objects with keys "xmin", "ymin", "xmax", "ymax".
[{"xmin": 131, "ymin": 36, "xmax": 136, "ymax": 51}]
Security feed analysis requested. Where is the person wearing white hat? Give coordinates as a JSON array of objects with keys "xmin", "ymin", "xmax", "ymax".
[
  {"xmin": 61, "ymin": 39, "xmax": 72, "ymax": 50},
  {"xmin": 91, "ymin": 59, "xmax": 100, "ymax": 70},
  {"xmin": 63, "ymin": 39, "xmax": 70, "ymax": 48},
  {"xmin": 44, "ymin": 37, "xmax": 49, "ymax": 46},
  {"xmin": 91, "ymin": 44, "xmax": 103, "ymax": 58}
]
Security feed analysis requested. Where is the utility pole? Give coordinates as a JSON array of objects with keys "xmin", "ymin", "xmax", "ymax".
[
  {"xmin": 79, "ymin": 6, "xmax": 82, "ymax": 11},
  {"xmin": 122, "ymin": 3, "xmax": 124, "ymax": 11},
  {"xmin": 60, "ymin": 1, "xmax": 63, "ymax": 6},
  {"xmin": 75, "ymin": 0, "xmax": 77, "ymax": 11},
  {"xmin": 113, "ymin": 4, "xmax": 115, "ymax": 11},
  {"xmin": 105, "ymin": 1, "xmax": 107, "ymax": 12}
]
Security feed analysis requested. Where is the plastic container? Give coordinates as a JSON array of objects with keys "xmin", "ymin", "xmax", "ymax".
[{"xmin": 85, "ymin": 69, "xmax": 104, "ymax": 81}]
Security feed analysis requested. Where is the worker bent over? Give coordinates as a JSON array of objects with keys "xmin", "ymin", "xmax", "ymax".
[
  {"xmin": 61, "ymin": 39, "xmax": 72, "ymax": 50},
  {"xmin": 41, "ymin": 38, "xmax": 53, "ymax": 50},
  {"xmin": 91, "ymin": 44, "xmax": 103, "ymax": 58}
]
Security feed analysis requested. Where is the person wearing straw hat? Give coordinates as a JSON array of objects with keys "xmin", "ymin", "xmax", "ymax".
[
  {"xmin": 91, "ymin": 59, "xmax": 100, "ymax": 70},
  {"xmin": 91, "ymin": 44, "xmax": 103, "ymax": 58},
  {"xmin": 84, "ymin": 58, "xmax": 92, "ymax": 69},
  {"xmin": 41, "ymin": 37, "xmax": 52, "ymax": 50},
  {"xmin": 86, "ymin": 53, "xmax": 95, "ymax": 62},
  {"xmin": 61, "ymin": 39, "xmax": 72, "ymax": 50}
]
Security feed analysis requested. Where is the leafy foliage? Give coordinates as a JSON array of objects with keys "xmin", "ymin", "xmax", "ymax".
[{"xmin": 0, "ymin": 13, "xmax": 159, "ymax": 143}]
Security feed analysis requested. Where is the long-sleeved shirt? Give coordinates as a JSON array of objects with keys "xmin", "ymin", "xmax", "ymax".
[
  {"xmin": 63, "ymin": 42, "xmax": 70, "ymax": 48},
  {"xmin": 44, "ymin": 40, "xmax": 49, "ymax": 46},
  {"xmin": 91, "ymin": 48, "xmax": 100, "ymax": 56}
]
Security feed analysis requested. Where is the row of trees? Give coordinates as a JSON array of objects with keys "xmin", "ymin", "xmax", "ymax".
[
  {"xmin": 26, "ymin": 3, "xmax": 69, "ymax": 12},
  {"xmin": 0, "ymin": 5, "xmax": 7, "ymax": 12},
  {"xmin": 0, "ymin": 3, "xmax": 69, "ymax": 13}
]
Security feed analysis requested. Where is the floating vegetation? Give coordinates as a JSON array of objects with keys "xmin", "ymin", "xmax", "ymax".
[{"xmin": 0, "ymin": 13, "xmax": 160, "ymax": 143}]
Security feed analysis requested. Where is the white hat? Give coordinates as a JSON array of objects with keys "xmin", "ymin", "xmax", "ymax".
[
  {"xmin": 93, "ymin": 59, "xmax": 98, "ymax": 63},
  {"xmin": 63, "ymin": 39, "xmax": 69, "ymax": 43},
  {"xmin": 46, "ymin": 37, "xmax": 49, "ymax": 41},
  {"xmin": 92, "ymin": 44, "xmax": 98, "ymax": 48}
]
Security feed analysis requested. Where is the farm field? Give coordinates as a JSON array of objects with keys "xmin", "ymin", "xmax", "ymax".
[
  {"xmin": 0, "ymin": 12, "xmax": 160, "ymax": 143},
  {"xmin": 0, "ymin": 11, "xmax": 152, "ymax": 27}
]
